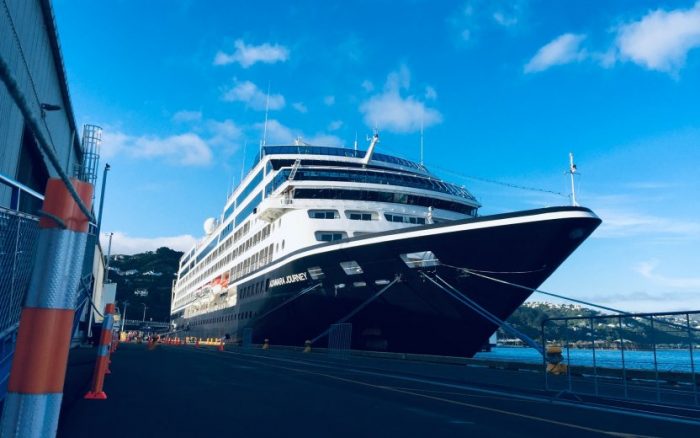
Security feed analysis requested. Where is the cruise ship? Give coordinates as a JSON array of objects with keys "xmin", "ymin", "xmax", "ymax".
[{"xmin": 170, "ymin": 135, "xmax": 601, "ymax": 357}]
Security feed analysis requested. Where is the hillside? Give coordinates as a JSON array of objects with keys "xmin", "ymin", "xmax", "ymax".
[
  {"xmin": 504, "ymin": 302, "xmax": 697, "ymax": 347},
  {"xmin": 107, "ymin": 247, "xmax": 182, "ymax": 322}
]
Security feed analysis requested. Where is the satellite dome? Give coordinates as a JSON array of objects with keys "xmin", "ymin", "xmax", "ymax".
[{"xmin": 203, "ymin": 217, "xmax": 217, "ymax": 235}]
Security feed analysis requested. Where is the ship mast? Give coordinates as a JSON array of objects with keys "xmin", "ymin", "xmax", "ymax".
[{"xmin": 568, "ymin": 152, "xmax": 578, "ymax": 206}]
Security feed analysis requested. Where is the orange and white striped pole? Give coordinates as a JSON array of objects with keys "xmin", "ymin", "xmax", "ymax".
[
  {"xmin": 0, "ymin": 178, "xmax": 93, "ymax": 438},
  {"xmin": 84, "ymin": 303, "xmax": 115, "ymax": 399}
]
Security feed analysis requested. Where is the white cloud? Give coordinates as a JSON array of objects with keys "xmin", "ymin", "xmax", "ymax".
[
  {"xmin": 323, "ymin": 95, "xmax": 336, "ymax": 106},
  {"xmin": 255, "ymin": 119, "xmax": 342, "ymax": 147},
  {"xmin": 206, "ymin": 119, "xmax": 242, "ymax": 156},
  {"xmin": 102, "ymin": 130, "xmax": 212, "ymax": 166},
  {"xmin": 101, "ymin": 232, "xmax": 197, "ymax": 255},
  {"xmin": 524, "ymin": 33, "xmax": 587, "ymax": 73},
  {"xmin": 634, "ymin": 260, "xmax": 700, "ymax": 289},
  {"xmin": 450, "ymin": 1, "xmax": 525, "ymax": 43},
  {"xmin": 214, "ymin": 39, "xmax": 289, "ymax": 68},
  {"xmin": 359, "ymin": 66, "xmax": 442, "ymax": 133},
  {"xmin": 327, "ymin": 120, "xmax": 343, "ymax": 131},
  {"xmin": 361, "ymin": 80, "xmax": 374, "ymax": 92},
  {"xmin": 615, "ymin": 2, "xmax": 700, "ymax": 74},
  {"xmin": 222, "ymin": 80, "xmax": 285, "ymax": 111},
  {"xmin": 425, "ymin": 86, "xmax": 437, "ymax": 100},
  {"xmin": 292, "ymin": 102, "xmax": 308, "ymax": 113},
  {"xmin": 304, "ymin": 134, "xmax": 344, "ymax": 147},
  {"xmin": 593, "ymin": 207, "xmax": 700, "ymax": 239},
  {"xmin": 172, "ymin": 110, "xmax": 202, "ymax": 123},
  {"xmin": 493, "ymin": 11, "xmax": 517, "ymax": 27}
]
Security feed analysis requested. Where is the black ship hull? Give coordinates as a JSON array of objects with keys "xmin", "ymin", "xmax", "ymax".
[{"xmin": 172, "ymin": 206, "xmax": 601, "ymax": 358}]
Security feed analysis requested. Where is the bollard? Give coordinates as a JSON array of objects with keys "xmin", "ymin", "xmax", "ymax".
[
  {"xmin": 303, "ymin": 340, "xmax": 312, "ymax": 353},
  {"xmin": 0, "ymin": 178, "xmax": 93, "ymax": 437},
  {"xmin": 84, "ymin": 304, "xmax": 116, "ymax": 399},
  {"xmin": 546, "ymin": 344, "xmax": 567, "ymax": 375},
  {"xmin": 262, "ymin": 339, "xmax": 270, "ymax": 350}
]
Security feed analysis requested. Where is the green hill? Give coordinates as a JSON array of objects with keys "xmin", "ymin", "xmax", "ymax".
[{"xmin": 107, "ymin": 247, "xmax": 182, "ymax": 322}]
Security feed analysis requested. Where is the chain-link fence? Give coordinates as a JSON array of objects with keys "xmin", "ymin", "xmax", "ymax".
[
  {"xmin": 0, "ymin": 207, "xmax": 40, "ymax": 334},
  {"xmin": 542, "ymin": 311, "xmax": 700, "ymax": 407}
]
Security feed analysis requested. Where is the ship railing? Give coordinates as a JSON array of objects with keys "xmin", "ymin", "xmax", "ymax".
[{"xmin": 541, "ymin": 309, "xmax": 700, "ymax": 408}]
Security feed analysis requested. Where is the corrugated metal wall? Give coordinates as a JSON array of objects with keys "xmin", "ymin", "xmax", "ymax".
[{"xmin": 0, "ymin": 0, "xmax": 81, "ymax": 207}]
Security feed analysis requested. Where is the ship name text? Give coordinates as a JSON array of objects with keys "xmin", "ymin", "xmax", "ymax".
[{"xmin": 268, "ymin": 272, "xmax": 308, "ymax": 288}]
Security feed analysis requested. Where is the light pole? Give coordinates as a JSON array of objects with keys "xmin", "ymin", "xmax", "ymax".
[
  {"xmin": 95, "ymin": 163, "xmax": 110, "ymax": 237},
  {"xmin": 141, "ymin": 303, "xmax": 148, "ymax": 322},
  {"xmin": 121, "ymin": 300, "xmax": 129, "ymax": 333}
]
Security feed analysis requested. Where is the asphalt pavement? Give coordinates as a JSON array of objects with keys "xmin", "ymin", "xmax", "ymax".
[{"xmin": 57, "ymin": 343, "xmax": 700, "ymax": 437}]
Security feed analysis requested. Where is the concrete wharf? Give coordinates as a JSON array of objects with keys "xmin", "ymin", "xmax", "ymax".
[{"xmin": 57, "ymin": 342, "xmax": 700, "ymax": 437}]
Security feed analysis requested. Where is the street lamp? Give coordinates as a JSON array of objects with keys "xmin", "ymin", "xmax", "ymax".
[
  {"xmin": 141, "ymin": 303, "xmax": 148, "ymax": 322},
  {"xmin": 121, "ymin": 300, "xmax": 129, "ymax": 333}
]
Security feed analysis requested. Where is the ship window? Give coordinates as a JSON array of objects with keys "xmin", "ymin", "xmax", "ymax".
[
  {"xmin": 308, "ymin": 266, "xmax": 325, "ymax": 280},
  {"xmin": 340, "ymin": 261, "xmax": 363, "ymax": 276},
  {"xmin": 308, "ymin": 210, "xmax": 339, "ymax": 219},
  {"xmin": 385, "ymin": 213, "xmax": 426, "ymax": 225},
  {"xmin": 315, "ymin": 231, "xmax": 346, "ymax": 242},
  {"xmin": 353, "ymin": 281, "xmax": 367, "ymax": 287},
  {"xmin": 400, "ymin": 251, "xmax": 440, "ymax": 269},
  {"xmin": 346, "ymin": 211, "xmax": 374, "ymax": 221}
]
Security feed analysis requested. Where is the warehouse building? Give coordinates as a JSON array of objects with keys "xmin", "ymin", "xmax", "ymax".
[{"xmin": 0, "ymin": 0, "xmax": 105, "ymax": 402}]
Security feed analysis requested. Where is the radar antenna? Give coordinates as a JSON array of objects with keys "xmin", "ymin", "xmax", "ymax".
[{"xmin": 362, "ymin": 130, "xmax": 380, "ymax": 166}]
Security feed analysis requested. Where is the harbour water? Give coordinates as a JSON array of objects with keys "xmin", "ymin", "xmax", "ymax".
[{"xmin": 475, "ymin": 346, "xmax": 700, "ymax": 373}]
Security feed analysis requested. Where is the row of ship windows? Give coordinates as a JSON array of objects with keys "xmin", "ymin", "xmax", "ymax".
[
  {"xmin": 192, "ymin": 310, "xmax": 257, "ymax": 326},
  {"xmin": 177, "ymin": 224, "xmax": 274, "ymax": 298},
  {"xmin": 294, "ymin": 188, "xmax": 477, "ymax": 216},
  {"xmin": 239, "ymin": 280, "xmax": 266, "ymax": 300},
  {"xmin": 309, "ymin": 209, "xmax": 427, "ymax": 225}
]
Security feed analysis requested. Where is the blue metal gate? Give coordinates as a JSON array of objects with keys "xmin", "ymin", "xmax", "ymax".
[{"xmin": 542, "ymin": 310, "xmax": 699, "ymax": 407}]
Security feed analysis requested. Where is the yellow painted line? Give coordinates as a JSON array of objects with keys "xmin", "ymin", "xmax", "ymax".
[{"xmin": 190, "ymin": 348, "xmax": 652, "ymax": 437}]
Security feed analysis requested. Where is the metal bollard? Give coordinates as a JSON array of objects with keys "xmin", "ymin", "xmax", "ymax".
[
  {"xmin": 0, "ymin": 178, "xmax": 93, "ymax": 437},
  {"xmin": 84, "ymin": 304, "xmax": 116, "ymax": 399}
]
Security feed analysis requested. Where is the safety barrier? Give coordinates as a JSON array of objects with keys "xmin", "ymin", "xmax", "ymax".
[
  {"xmin": 0, "ymin": 178, "xmax": 93, "ymax": 437},
  {"xmin": 542, "ymin": 310, "xmax": 700, "ymax": 407},
  {"xmin": 84, "ymin": 303, "xmax": 116, "ymax": 399}
]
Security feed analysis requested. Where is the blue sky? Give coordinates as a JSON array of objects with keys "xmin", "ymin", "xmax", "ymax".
[{"xmin": 53, "ymin": 0, "xmax": 700, "ymax": 312}]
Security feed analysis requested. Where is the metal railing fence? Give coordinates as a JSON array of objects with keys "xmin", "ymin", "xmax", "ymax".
[
  {"xmin": 328, "ymin": 323, "xmax": 352, "ymax": 359},
  {"xmin": 0, "ymin": 207, "xmax": 40, "ymax": 334},
  {"xmin": 542, "ymin": 310, "xmax": 700, "ymax": 407}
]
